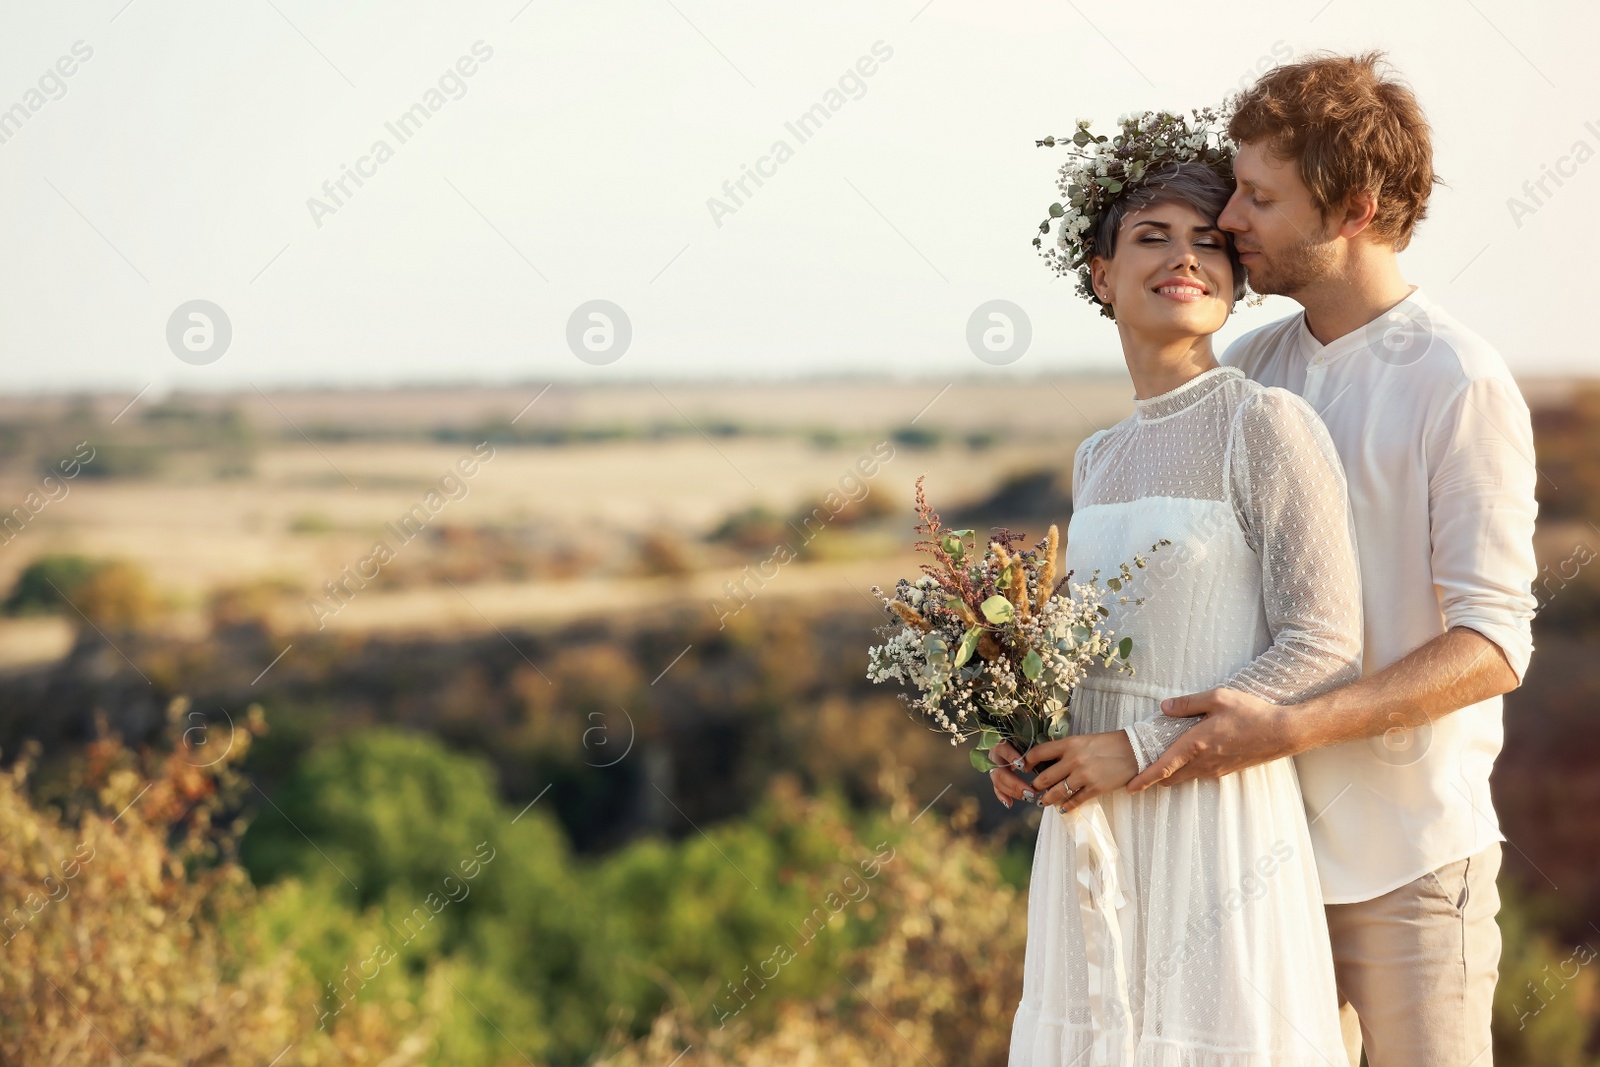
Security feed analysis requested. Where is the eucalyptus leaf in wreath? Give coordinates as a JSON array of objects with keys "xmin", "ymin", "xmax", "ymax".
[{"xmin": 1033, "ymin": 109, "xmax": 1236, "ymax": 320}]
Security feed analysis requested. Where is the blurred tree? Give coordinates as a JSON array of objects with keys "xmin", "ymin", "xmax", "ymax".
[
  {"xmin": 2, "ymin": 554, "xmax": 98, "ymax": 615},
  {"xmin": 240, "ymin": 728, "xmax": 504, "ymax": 917},
  {"xmin": 3, "ymin": 555, "xmax": 157, "ymax": 630},
  {"xmin": 75, "ymin": 560, "xmax": 159, "ymax": 630}
]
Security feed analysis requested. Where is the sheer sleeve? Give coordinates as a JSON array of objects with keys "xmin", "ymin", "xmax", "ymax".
[
  {"xmin": 1072, "ymin": 429, "xmax": 1109, "ymax": 506},
  {"xmin": 1123, "ymin": 388, "xmax": 1364, "ymax": 771}
]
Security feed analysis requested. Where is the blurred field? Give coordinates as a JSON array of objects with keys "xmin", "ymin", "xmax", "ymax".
[
  {"xmin": 0, "ymin": 376, "xmax": 1139, "ymax": 648},
  {"xmin": 0, "ymin": 375, "xmax": 1597, "ymax": 1066}
]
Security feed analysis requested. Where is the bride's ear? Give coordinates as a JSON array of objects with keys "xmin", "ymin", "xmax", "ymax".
[{"xmin": 1089, "ymin": 256, "xmax": 1112, "ymax": 305}]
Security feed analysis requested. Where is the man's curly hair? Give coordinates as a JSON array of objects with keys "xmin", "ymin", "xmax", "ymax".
[{"xmin": 1228, "ymin": 51, "xmax": 1441, "ymax": 251}]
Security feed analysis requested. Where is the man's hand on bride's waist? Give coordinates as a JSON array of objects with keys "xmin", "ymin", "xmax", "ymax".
[{"xmin": 1125, "ymin": 687, "xmax": 1295, "ymax": 792}]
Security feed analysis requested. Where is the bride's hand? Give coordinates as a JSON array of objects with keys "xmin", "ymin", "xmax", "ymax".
[
  {"xmin": 1021, "ymin": 732, "xmax": 1139, "ymax": 815},
  {"xmin": 987, "ymin": 740, "xmax": 1032, "ymax": 809}
]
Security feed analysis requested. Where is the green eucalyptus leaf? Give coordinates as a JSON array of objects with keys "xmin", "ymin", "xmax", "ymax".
[
  {"xmin": 1118, "ymin": 636, "xmax": 1134, "ymax": 659},
  {"xmin": 1049, "ymin": 202, "xmax": 1065, "ymax": 218},
  {"xmin": 1107, "ymin": 576, "xmax": 1121, "ymax": 592},
  {"xmin": 1017, "ymin": 717, "xmax": 1040, "ymax": 748},
  {"xmin": 981, "ymin": 595, "xmax": 1015, "ymax": 625},
  {"xmin": 1072, "ymin": 130, "xmax": 1091, "ymax": 147},
  {"xmin": 954, "ymin": 625, "xmax": 981, "ymax": 668},
  {"xmin": 970, "ymin": 747, "xmax": 997, "ymax": 773},
  {"xmin": 1022, "ymin": 648, "xmax": 1043, "ymax": 681}
]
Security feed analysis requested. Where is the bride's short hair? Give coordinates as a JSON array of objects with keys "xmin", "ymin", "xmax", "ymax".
[{"xmin": 1089, "ymin": 161, "xmax": 1246, "ymax": 315}]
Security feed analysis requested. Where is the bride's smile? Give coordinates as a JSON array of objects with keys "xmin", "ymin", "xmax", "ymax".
[{"xmin": 1090, "ymin": 202, "xmax": 1236, "ymax": 342}]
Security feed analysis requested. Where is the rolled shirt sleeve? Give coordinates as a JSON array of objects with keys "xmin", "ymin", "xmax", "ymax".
[{"xmin": 1427, "ymin": 375, "xmax": 1539, "ymax": 682}]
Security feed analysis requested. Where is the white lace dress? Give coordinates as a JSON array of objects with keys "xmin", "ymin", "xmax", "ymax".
[{"xmin": 1008, "ymin": 366, "xmax": 1362, "ymax": 1067}]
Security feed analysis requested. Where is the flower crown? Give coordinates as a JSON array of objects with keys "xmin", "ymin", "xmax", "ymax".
[{"xmin": 1032, "ymin": 108, "xmax": 1237, "ymax": 319}]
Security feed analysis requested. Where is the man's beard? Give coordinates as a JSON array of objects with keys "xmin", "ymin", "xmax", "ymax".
[{"xmin": 1243, "ymin": 232, "xmax": 1338, "ymax": 297}]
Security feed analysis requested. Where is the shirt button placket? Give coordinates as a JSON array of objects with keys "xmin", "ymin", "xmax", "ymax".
[{"xmin": 1304, "ymin": 357, "xmax": 1326, "ymax": 406}]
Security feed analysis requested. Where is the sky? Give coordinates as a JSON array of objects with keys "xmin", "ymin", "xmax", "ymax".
[{"xmin": 0, "ymin": 0, "xmax": 1594, "ymax": 395}]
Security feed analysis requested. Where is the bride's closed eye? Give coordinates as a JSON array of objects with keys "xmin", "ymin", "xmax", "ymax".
[{"xmin": 1137, "ymin": 232, "xmax": 1224, "ymax": 251}]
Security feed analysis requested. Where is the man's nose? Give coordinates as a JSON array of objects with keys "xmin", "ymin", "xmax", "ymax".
[{"xmin": 1218, "ymin": 193, "xmax": 1246, "ymax": 234}]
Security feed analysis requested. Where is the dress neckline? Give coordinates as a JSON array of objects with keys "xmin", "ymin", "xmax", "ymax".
[{"xmin": 1133, "ymin": 365, "xmax": 1243, "ymax": 422}]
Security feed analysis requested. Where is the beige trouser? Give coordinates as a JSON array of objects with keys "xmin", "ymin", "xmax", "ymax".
[{"xmin": 1325, "ymin": 843, "xmax": 1502, "ymax": 1067}]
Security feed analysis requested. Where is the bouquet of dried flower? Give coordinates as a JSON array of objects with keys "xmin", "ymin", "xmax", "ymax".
[{"xmin": 868, "ymin": 475, "xmax": 1165, "ymax": 774}]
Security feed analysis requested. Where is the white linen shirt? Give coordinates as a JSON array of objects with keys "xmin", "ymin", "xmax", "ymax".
[{"xmin": 1222, "ymin": 286, "xmax": 1539, "ymax": 904}]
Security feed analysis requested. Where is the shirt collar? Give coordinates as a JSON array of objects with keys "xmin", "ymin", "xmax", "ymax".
[{"xmin": 1295, "ymin": 286, "xmax": 1432, "ymax": 366}]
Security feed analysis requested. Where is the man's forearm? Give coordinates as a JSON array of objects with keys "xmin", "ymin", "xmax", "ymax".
[{"xmin": 1281, "ymin": 627, "xmax": 1520, "ymax": 755}]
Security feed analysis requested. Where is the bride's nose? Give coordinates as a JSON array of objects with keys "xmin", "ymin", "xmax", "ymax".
[{"xmin": 1170, "ymin": 248, "xmax": 1202, "ymax": 272}]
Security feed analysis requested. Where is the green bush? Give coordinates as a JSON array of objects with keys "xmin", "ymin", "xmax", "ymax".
[
  {"xmin": 1493, "ymin": 882, "xmax": 1600, "ymax": 1067},
  {"xmin": 2, "ymin": 554, "xmax": 98, "ymax": 615},
  {"xmin": 239, "ymin": 728, "xmax": 900, "ymax": 1063}
]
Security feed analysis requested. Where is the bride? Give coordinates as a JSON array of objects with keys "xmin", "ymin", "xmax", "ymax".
[{"xmin": 989, "ymin": 114, "xmax": 1361, "ymax": 1065}]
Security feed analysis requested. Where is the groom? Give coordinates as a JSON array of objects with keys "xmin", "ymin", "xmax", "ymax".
[{"xmin": 1127, "ymin": 53, "xmax": 1539, "ymax": 1067}]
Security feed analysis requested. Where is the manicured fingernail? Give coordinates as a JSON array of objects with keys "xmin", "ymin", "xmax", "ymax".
[
  {"xmin": 1011, "ymin": 757, "xmax": 1025, "ymax": 771},
  {"xmin": 1161, "ymin": 699, "xmax": 1172, "ymax": 711},
  {"xmin": 1021, "ymin": 789, "xmax": 1037, "ymax": 802},
  {"xmin": 1004, "ymin": 798, "xmax": 1013, "ymax": 809}
]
